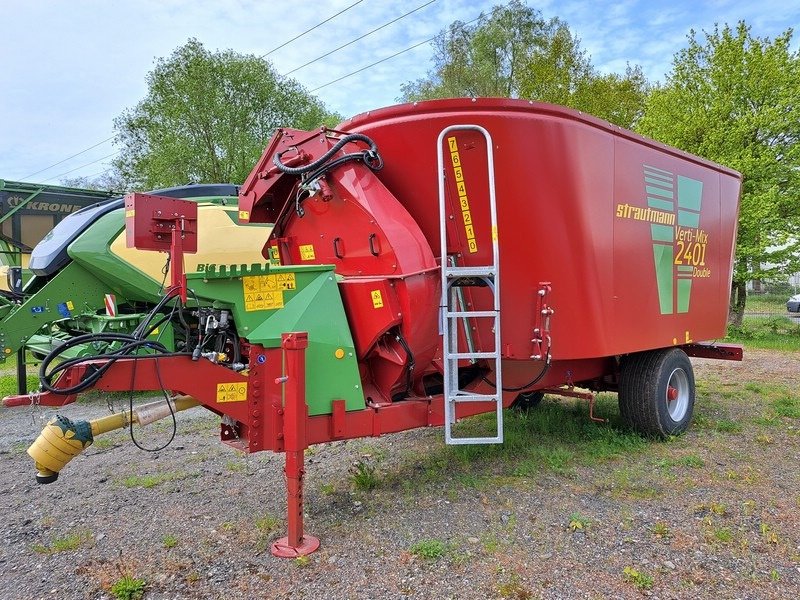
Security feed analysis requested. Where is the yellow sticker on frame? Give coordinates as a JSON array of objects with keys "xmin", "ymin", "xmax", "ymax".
[
  {"xmin": 299, "ymin": 244, "xmax": 316, "ymax": 260},
  {"xmin": 216, "ymin": 382, "xmax": 248, "ymax": 403}
]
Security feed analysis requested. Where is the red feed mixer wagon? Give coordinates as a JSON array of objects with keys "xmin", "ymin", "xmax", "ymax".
[{"xmin": 8, "ymin": 98, "xmax": 741, "ymax": 557}]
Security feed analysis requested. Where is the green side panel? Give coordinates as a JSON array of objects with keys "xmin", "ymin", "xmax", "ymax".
[
  {"xmin": 645, "ymin": 185, "xmax": 673, "ymax": 199},
  {"xmin": 188, "ymin": 264, "xmax": 363, "ymax": 416},
  {"xmin": 677, "ymin": 176, "xmax": 703, "ymax": 210},
  {"xmin": 652, "ymin": 243, "xmax": 673, "ymax": 315},
  {"xmin": 0, "ymin": 262, "xmax": 112, "ymax": 360},
  {"xmin": 647, "ymin": 198, "xmax": 674, "ymax": 212},
  {"xmin": 67, "ymin": 211, "xmax": 163, "ymax": 302},
  {"xmin": 650, "ymin": 224, "xmax": 673, "ymax": 243},
  {"xmin": 677, "ymin": 278, "xmax": 692, "ymax": 314},
  {"xmin": 677, "ymin": 209, "xmax": 700, "ymax": 228}
]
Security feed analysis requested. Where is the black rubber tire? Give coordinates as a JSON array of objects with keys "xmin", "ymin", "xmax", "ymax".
[
  {"xmin": 512, "ymin": 390, "xmax": 544, "ymax": 411},
  {"xmin": 618, "ymin": 348, "xmax": 695, "ymax": 438}
]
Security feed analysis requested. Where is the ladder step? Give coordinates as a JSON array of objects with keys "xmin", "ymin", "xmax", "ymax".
[
  {"xmin": 445, "ymin": 310, "xmax": 497, "ymax": 318},
  {"xmin": 449, "ymin": 393, "xmax": 499, "ymax": 403},
  {"xmin": 445, "ymin": 267, "xmax": 495, "ymax": 277},
  {"xmin": 446, "ymin": 351, "xmax": 498, "ymax": 360}
]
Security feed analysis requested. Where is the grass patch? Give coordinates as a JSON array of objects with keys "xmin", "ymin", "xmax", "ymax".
[
  {"xmin": 350, "ymin": 460, "xmax": 379, "ymax": 491},
  {"xmin": 33, "ymin": 529, "xmax": 92, "ymax": 554},
  {"xmin": 622, "ymin": 566, "xmax": 654, "ymax": 591},
  {"xmin": 110, "ymin": 575, "xmax": 146, "ymax": 600},
  {"xmin": 409, "ymin": 539, "xmax": 448, "ymax": 560},
  {"xmin": 713, "ymin": 419, "xmax": 743, "ymax": 433},
  {"xmin": 726, "ymin": 316, "xmax": 800, "ymax": 351},
  {"xmin": 119, "ymin": 471, "xmax": 190, "ymax": 489},
  {"xmin": 399, "ymin": 394, "xmax": 647, "ymax": 488}
]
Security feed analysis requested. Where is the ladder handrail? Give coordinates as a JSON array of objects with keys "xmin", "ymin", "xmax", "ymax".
[{"xmin": 437, "ymin": 124, "xmax": 503, "ymax": 445}]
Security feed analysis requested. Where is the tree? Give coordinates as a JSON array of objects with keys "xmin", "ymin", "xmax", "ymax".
[
  {"xmin": 114, "ymin": 39, "xmax": 339, "ymax": 189},
  {"xmin": 636, "ymin": 22, "xmax": 800, "ymax": 324},
  {"xmin": 399, "ymin": 1, "xmax": 649, "ymax": 128},
  {"xmin": 60, "ymin": 173, "xmax": 126, "ymax": 194}
]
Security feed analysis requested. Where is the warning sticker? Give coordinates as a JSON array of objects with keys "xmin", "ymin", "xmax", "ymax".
[
  {"xmin": 299, "ymin": 244, "xmax": 316, "ymax": 261},
  {"xmin": 238, "ymin": 210, "xmax": 250, "ymax": 221},
  {"xmin": 216, "ymin": 382, "xmax": 248, "ymax": 403},
  {"xmin": 125, "ymin": 209, "xmax": 135, "ymax": 218},
  {"xmin": 242, "ymin": 273, "xmax": 297, "ymax": 311},
  {"xmin": 371, "ymin": 290, "xmax": 384, "ymax": 309}
]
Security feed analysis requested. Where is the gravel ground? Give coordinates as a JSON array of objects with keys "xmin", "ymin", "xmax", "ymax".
[{"xmin": 0, "ymin": 349, "xmax": 798, "ymax": 599}]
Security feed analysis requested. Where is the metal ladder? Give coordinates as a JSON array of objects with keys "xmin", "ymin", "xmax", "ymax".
[{"xmin": 437, "ymin": 124, "xmax": 502, "ymax": 445}]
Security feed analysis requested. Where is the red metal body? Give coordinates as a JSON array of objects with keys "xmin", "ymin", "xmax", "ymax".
[
  {"xmin": 9, "ymin": 99, "xmax": 745, "ymax": 556},
  {"xmin": 238, "ymin": 98, "xmax": 742, "ymax": 402}
]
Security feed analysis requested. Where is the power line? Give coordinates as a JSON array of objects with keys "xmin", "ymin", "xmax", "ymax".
[
  {"xmin": 308, "ymin": 14, "xmax": 483, "ymax": 93},
  {"xmin": 23, "ymin": 1, "xmax": 366, "ymax": 181},
  {"xmin": 260, "ymin": 0, "xmax": 366, "ymax": 58},
  {"xmin": 21, "ymin": 135, "xmax": 114, "ymax": 180},
  {"xmin": 284, "ymin": 0, "xmax": 437, "ymax": 76},
  {"xmin": 40, "ymin": 150, "xmax": 122, "ymax": 183}
]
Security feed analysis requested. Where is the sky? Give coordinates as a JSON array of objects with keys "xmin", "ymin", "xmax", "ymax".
[{"xmin": 1, "ymin": 0, "xmax": 797, "ymax": 185}]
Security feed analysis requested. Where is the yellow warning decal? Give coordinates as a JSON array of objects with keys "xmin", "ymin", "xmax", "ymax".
[
  {"xmin": 66, "ymin": 300, "xmax": 74, "ymax": 311},
  {"xmin": 242, "ymin": 273, "xmax": 296, "ymax": 312},
  {"xmin": 371, "ymin": 290, "xmax": 384, "ymax": 308},
  {"xmin": 447, "ymin": 136, "xmax": 478, "ymax": 254},
  {"xmin": 124, "ymin": 210, "xmax": 135, "ymax": 218},
  {"xmin": 299, "ymin": 244, "xmax": 316, "ymax": 261},
  {"xmin": 238, "ymin": 210, "xmax": 250, "ymax": 221},
  {"xmin": 216, "ymin": 382, "xmax": 248, "ymax": 403}
]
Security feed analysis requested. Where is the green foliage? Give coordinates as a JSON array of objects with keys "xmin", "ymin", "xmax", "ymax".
[
  {"xmin": 568, "ymin": 512, "xmax": 590, "ymax": 531},
  {"xmin": 622, "ymin": 566, "xmax": 654, "ymax": 590},
  {"xmin": 409, "ymin": 539, "xmax": 447, "ymax": 559},
  {"xmin": 637, "ymin": 22, "xmax": 800, "ymax": 312},
  {"xmin": 350, "ymin": 459, "xmax": 379, "ymax": 491},
  {"xmin": 400, "ymin": 1, "xmax": 649, "ymax": 128},
  {"xmin": 114, "ymin": 39, "xmax": 339, "ymax": 189},
  {"xmin": 162, "ymin": 534, "xmax": 178, "ymax": 548},
  {"xmin": 110, "ymin": 576, "xmax": 146, "ymax": 600},
  {"xmin": 32, "ymin": 529, "xmax": 93, "ymax": 554},
  {"xmin": 726, "ymin": 316, "xmax": 800, "ymax": 351}
]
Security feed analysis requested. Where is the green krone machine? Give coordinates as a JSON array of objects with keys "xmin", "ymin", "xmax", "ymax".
[{"xmin": 0, "ymin": 184, "xmax": 271, "ymax": 389}]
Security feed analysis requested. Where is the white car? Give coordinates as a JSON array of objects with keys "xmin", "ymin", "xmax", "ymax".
[{"xmin": 788, "ymin": 293, "xmax": 800, "ymax": 313}]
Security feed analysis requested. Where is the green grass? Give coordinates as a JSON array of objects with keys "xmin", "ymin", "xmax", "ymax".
[
  {"xmin": 110, "ymin": 576, "xmax": 146, "ymax": 600},
  {"xmin": 399, "ymin": 394, "xmax": 647, "ymax": 487},
  {"xmin": 409, "ymin": 539, "xmax": 447, "ymax": 560},
  {"xmin": 623, "ymin": 566, "xmax": 654, "ymax": 590},
  {"xmin": 32, "ymin": 529, "xmax": 92, "ymax": 554},
  {"xmin": 118, "ymin": 471, "xmax": 190, "ymax": 488},
  {"xmin": 726, "ymin": 316, "xmax": 800, "ymax": 351}
]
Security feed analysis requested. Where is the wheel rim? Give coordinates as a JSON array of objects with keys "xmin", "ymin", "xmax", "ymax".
[{"xmin": 666, "ymin": 368, "xmax": 690, "ymax": 421}]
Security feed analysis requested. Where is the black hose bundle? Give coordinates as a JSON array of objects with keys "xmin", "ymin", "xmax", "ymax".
[{"xmin": 272, "ymin": 133, "xmax": 383, "ymax": 182}]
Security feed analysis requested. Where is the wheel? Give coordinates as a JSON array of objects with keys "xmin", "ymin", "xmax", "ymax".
[
  {"xmin": 512, "ymin": 390, "xmax": 544, "ymax": 411},
  {"xmin": 618, "ymin": 348, "xmax": 695, "ymax": 438}
]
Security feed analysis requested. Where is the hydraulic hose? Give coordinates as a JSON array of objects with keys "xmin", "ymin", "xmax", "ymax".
[{"xmin": 273, "ymin": 133, "xmax": 383, "ymax": 178}]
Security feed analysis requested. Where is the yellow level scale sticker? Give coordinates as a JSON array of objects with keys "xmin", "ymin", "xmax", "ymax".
[
  {"xmin": 216, "ymin": 382, "xmax": 248, "ymax": 403},
  {"xmin": 447, "ymin": 135, "xmax": 479, "ymax": 254},
  {"xmin": 242, "ymin": 273, "xmax": 296, "ymax": 311},
  {"xmin": 299, "ymin": 244, "xmax": 316, "ymax": 260}
]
